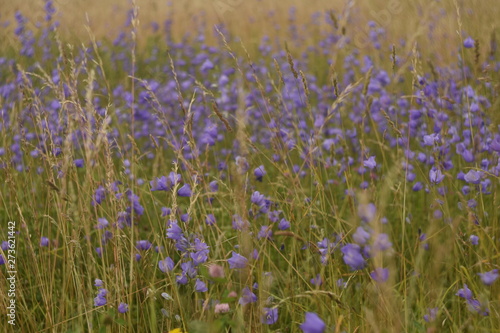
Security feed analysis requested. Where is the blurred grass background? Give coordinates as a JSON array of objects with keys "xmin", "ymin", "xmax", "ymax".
[{"xmin": 1, "ymin": 0, "xmax": 498, "ymax": 64}]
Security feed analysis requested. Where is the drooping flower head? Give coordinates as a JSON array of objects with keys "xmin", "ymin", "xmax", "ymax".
[{"xmin": 299, "ymin": 312, "xmax": 326, "ymax": 333}]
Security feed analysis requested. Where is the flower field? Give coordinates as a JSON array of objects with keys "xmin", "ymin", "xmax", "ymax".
[{"xmin": 0, "ymin": 0, "xmax": 499, "ymax": 332}]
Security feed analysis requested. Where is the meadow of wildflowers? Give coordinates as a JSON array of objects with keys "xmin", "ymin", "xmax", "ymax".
[{"xmin": 0, "ymin": 0, "xmax": 499, "ymax": 332}]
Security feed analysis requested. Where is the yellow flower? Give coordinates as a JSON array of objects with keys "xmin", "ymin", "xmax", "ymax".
[{"xmin": 168, "ymin": 329, "xmax": 183, "ymax": 333}]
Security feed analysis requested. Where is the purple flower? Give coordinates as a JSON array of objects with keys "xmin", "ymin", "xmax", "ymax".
[
  {"xmin": 478, "ymin": 270, "xmax": 499, "ymax": 286},
  {"xmin": 373, "ymin": 233, "xmax": 392, "ymax": 251},
  {"xmin": 254, "ymin": 165, "xmax": 266, "ymax": 181},
  {"xmin": 209, "ymin": 180, "xmax": 218, "ymax": 192},
  {"xmin": 205, "ymin": 214, "xmax": 216, "ymax": 226},
  {"xmin": 97, "ymin": 218, "xmax": 109, "ymax": 229},
  {"xmin": 150, "ymin": 172, "xmax": 181, "ymax": 191},
  {"xmin": 423, "ymin": 308, "xmax": 438, "ymax": 323},
  {"xmin": 463, "ymin": 170, "xmax": 481, "ymax": 184},
  {"xmin": 181, "ymin": 261, "xmax": 198, "ymax": 278},
  {"xmin": 150, "ymin": 176, "xmax": 169, "ymax": 191},
  {"xmin": 40, "ymin": 237, "xmax": 49, "ymax": 247},
  {"xmin": 456, "ymin": 284, "xmax": 473, "ymax": 299},
  {"xmin": 159, "ymin": 257, "xmax": 175, "ymax": 273},
  {"xmin": 228, "ymin": 251, "xmax": 248, "ymax": 269},
  {"xmin": 300, "ymin": 312, "xmax": 326, "ymax": 333},
  {"xmin": 470, "ymin": 235, "xmax": 479, "ymax": 245},
  {"xmin": 94, "ymin": 279, "xmax": 103, "ymax": 287},
  {"xmin": 353, "ymin": 227, "xmax": 370, "ymax": 245},
  {"xmin": 463, "ymin": 37, "xmax": 475, "ymax": 48},
  {"xmin": 74, "ymin": 159, "xmax": 84, "ymax": 168},
  {"xmin": 310, "ymin": 274, "xmax": 322, "ymax": 286},
  {"xmin": 278, "ymin": 218, "xmax": 290, "ymax": 230},
  {"xmin": 239, "ymin": 287, "xmax": 257, "ymax": 305},
  {"xmin": 94, "ymin": 295, "xmax": 107, "ymax": 307},
  {"xmin": 235, "ymin": 156, "xmax": 249, "ymax": 174},
  {"xmin": 258, "ymin": 225, "xmax": 273, "ymax": 240},
  {"xmin": 429, "ymin": 168, "xmax": 445, "ymax": 184},
  {"xmin": 358, "ymin": 203, "xmax": 376, "ymax": 222},
  {"xmin": 176, "ymin": 273, "xmax": 188, "ymax": 285},
  {"xmin": 370, "ymin": 267, "xmax": 389, "ymax": 282},
  {"xmin": 97, "ymin": 288, "xmax": 108, "ymax": 297},
  {"xmin": 262, "ymin": 307, "xmax": 278, "ymax": 325},
  {"xmin": 363, "ymin": 156, "xmax": 376, "ymax": 170},
  {"xmin": 200, "ymin": 59, "xmax": 215, "ymax": 72},
  {"xmin": 341, "ymin": 244, "xmax": 366, "ymax": 270},
  {"xmin": 251, "ymin": 191, "xmax": 266, "ymax": 206},
  {"xmin": 136, "ymin": 240, "xmax": 152, "ymax": 251},
  {"xmin": 177, "ymin": 184, "xmax": 192, "ymax": 197},
  {"xmin": 194, "ymin": 278, "xmax": 208, "ymax": 292},
  {"xmin": 232, "ymin": 215, "xmax": 248, "ymax": 231},
  {"xmin": 166, "ymin": 222, "xmax": 183, "ymax": 241},
  {"xmin": 467, "ymin": 298, "xmax": 489, "ymax": 316},
  {"xmin": 92, "ymin": 186, "xmax": 106, "ymax": 206},
  {"xmin": 118, "ymin": 303, "xmax": 129, "ymax": 313},
  {"xmin": 191, "ymin": 248, "xmax": 209, "ymax": 266}
]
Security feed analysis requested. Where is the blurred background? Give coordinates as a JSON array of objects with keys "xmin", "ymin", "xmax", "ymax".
[{"xmin": 0, "ymin": 0, "xmax": 498, "ymax": 65}]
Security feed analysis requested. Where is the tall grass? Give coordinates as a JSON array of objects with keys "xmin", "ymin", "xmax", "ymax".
[{"xmin": 0, "ymin": 0, "xmax": 499, "ymax": 332}]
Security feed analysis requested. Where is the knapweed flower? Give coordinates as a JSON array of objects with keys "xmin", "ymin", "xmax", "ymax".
[
  {"xmin": 228, "ymin": 251, "xmax": 248, "ymax": 269},
  {"xmin": 254, "ymin": 165, "xmax": 266, "ymax": 181},
  {"xmin": 118, "ymin": 303, "xmax": 129, "ymax": 313},
  {"xmin": 363, "ymin": 156, "xmax": 376, "ymax": 170},
  {"xmin": 478, "ymin": 270, "xmax": 499, "ymax": 286},
  {"xmin": 214, "ymin": 303, "xmax": 230, "ymax": 314},
  {"xmin": 208, "ymin": 264, "xmax": 225, "ymax": 278},
  {"xmin": 194, "ymin": 278, "xmax": 208, "ymax": 292},
  {"xmin": 262, "ymin": 307, "xmax": 278, "ymax": 324},
  {"xmin": 300, "ymin": 312, "xmax": 326, "ymax": 333}
]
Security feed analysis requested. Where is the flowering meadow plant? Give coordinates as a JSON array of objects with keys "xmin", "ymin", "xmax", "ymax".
[{"xmin": 0, "ymin": 0, "xmax": 500, "ymax": 332}]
